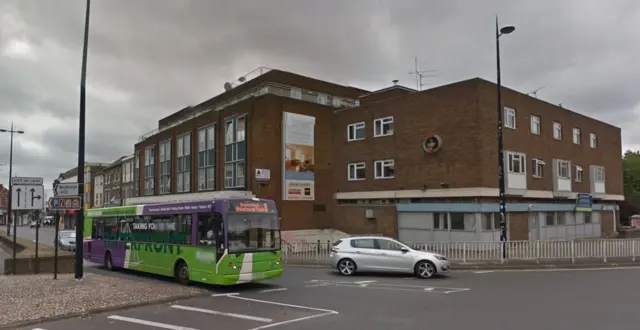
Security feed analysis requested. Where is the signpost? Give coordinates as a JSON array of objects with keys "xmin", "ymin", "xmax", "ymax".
[
  {"xmin": 48, "ymin": 197, "xmax": 82, "ymax": 211},
  {"xmin": 53, "ymin": 183, "xmax": 80, "ymax": 197},
  {"xmin": 9, "ymin": 177, "xmax": 44, "ymax": 274}
]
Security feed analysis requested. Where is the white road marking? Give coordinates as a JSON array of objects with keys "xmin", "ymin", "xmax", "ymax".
[
  {"xmin": 474, "ymin": 270, "xmax": 496, "ymax": 274},
  {"xmin": 170, "ymin": 305, "xmax": 272, "ymax": 323},
  {"xmin": 305, "ymin": 283, "xmax": 331, "ymax": 288},
  {"xmin": 443, "ymin": 288, "xmax": 472, "ymax": 294},
  {"xmin": 32, "ymin": 328, "xmax": 47, "ymax": 330},
  {"xmin": 247, "ymin": 312, "xmax": 337, "ymax": 330},
  {"xmin": 499, "ymin": 266, "xmax": 640, "ymax": 273},
  {"xmin": 424, "ymin": 287, "xmax": 435, "ymax": 292},
  {"xmin": 211, "ymin": 292, "xmax": 239, "ymax": 297},
  {"xmin": 228, "ymin": 295, "xmax": 338, "ymax": 313},
  {"xmin": 353, "ymin": 280, "xmax": 377, "ymax": 284},
  {"xmin": 259, "ymin": 288, "xmax": 288, "ymax": 293},
  {"xmin": 306, "ymin": 279, "xmax": 471, "ymax": 294},
  {"xmin": 107, "ymin": 315, "xmax": 198, "ymax": 330}
]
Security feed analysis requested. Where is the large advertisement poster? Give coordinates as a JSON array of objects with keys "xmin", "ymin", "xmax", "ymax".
[{"xmin": 282, "ymin": 112, "xmax": 315, "ymax": 200}]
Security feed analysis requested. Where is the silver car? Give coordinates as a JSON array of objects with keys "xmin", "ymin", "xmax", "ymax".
[
  {"xmin": 329, "ymin": 236, "xmax": 450, "ymax": 278},
  {"xmin": 55, "ymin": 230, "xmax": 76, "ymax": 251}
]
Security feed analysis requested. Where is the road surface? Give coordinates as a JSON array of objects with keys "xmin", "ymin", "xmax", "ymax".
[{"xmin": 15, "ymin": 266, "xmax": 640, "ymax": 330}]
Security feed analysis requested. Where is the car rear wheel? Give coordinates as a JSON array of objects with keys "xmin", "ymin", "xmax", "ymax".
[
  {"xmin": 337, "ymin": 258, "xmax": 357, "ymax": 276},
  {"xmin": 414, "ymin": 260, "xmax": 436, "ymax": 279}
]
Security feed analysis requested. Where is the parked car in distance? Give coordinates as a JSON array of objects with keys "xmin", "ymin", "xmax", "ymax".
[
  {"xmin": 29, "ymin": 220, "xmax": 40, "ymax": 228},
  {"xmin": 43, "ymin": 216, "xmax": 54, "ymax": 226},
  {"xmin": 329, "ymin": 236, "xmax": 450, "ymax": 278},
  {"xmin": 54, "ymin": 230, "xmax": 76, "ymax": 251}
]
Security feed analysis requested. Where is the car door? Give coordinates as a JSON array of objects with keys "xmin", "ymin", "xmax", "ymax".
[
  {"xmin": 348, "ymin": 238, "xmax": 378, "ymax": 270},
  {"xmin": 375, "ymin": 238, "xmax": 414, "ymax": 271}
]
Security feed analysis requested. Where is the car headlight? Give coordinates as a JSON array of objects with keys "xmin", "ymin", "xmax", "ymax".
[{"xmin": 435, "ymin": 255, "xmax": 447, "ymax": 261}]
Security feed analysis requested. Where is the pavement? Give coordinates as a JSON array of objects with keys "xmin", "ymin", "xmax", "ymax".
[{"xmin": 15, "ymin": 265, "xmax": 640, "ymax": 330}]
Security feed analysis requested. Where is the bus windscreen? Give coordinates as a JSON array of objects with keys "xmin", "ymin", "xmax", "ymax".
[{"xmin": 227, "ymin": 212, "xmax": 280, "ymax": 252}]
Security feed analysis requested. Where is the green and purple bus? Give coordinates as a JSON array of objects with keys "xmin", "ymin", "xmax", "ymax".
[{"xmin": 83, "ymin": 197, "xmax": 282, "ymax": 285}]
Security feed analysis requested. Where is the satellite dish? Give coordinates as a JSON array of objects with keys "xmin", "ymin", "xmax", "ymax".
[
  {"xmin": 238, "ymin": 76, "xmax": 246, "ymax": 82},
  {"xmin": 223, "ymin": 82, "xmax": 233, "ymax": 91}
]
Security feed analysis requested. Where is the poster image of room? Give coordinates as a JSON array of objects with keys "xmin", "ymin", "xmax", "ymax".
[{"xmin": 284, "ymin": 143, "xmax": 315, "ymax": 174}]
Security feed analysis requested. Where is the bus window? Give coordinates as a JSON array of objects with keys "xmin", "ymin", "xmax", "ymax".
[
  {"xmin": 92, "ymin": 218, "xmax": 105, "ymax": 239},
  {"xmin": 227, "ymin": 213, "xmax": 280, "ymax": 252},
  {"xmin": 198, "ymin": 213, "xmax": 223, "ymax": 247}
]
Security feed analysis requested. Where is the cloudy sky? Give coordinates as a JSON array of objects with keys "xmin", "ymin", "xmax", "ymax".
[{"xmin": 1, "ymin": 0, "xmax": 639, "ymax": 198}]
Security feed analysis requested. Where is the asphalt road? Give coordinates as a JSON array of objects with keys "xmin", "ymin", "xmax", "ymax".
[
  {"xmin": 12, "ymin": 225, "xmax": 57, "ymax": 246},
  {"xmin": 15, "ymin": 266, "xmax": 640, "ymax": 330}
]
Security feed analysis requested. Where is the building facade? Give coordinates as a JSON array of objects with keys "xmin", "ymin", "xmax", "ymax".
[
  {"xmin": 333, "ymin": 78, "xmax": 623, "ymax": 242},
  {"xmin": 53, "ymin": 162, "xmax": 109, "ymax": 227},
  {"xmin": 120, "ymin": 154, "xmax": 135, "ymax": 203},
  {"xmin": 102, "ymin": 157, "xmax": 124, "ymax": 207},
  {"xmin": 132, "ymin": 69, "xmax": 624, "ymax": 242},
  {"xmin": 0, "ymin": 184, "xmax": 7, "ymax": 225}
]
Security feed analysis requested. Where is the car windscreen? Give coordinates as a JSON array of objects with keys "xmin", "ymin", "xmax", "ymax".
[
  {"xmin": 227, "ymin": 213, "xmax": 280, "ymax": 253},
  {"xmin": 60, "ymin": 232, "xmax": 75, "ymax": 238}
]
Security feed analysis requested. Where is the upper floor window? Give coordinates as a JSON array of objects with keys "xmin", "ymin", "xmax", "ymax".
[
  {"xmin": 373, "ymin": 116, "xmax": 394, "ymax": 137},
  {"xmin": 143, "ymin": 146, "xmax": 155, "ymax": 196},
  {"xmin": 134, "ymin": 151, "xmax": 140, "ymax": 197},
  {"xmin": 197, "ymin": 125, "xmax": 216, "ymax": 191},
  {"xmin": 595, "ymin": 166, "xmax": 605, "ymax": 182},
  {"xmin": 504, "ymin": 107, "xmax": 516, "ymax": 129},
  {"xmin": 572, "ymin": 128, "xmax": 581, "ymax": 145},
  {"xmin": 159, "ymin": 139, "xmax": 171, "ymax": 194},
  {"xmin": 290, "ymin": 88, "xmax": 302, "ymax": 100},
  {"xmin": 347, "ymin": 122, "xmax": 365, "ymax": 141},
  {"xmin": 530, "ymin": 115, "xmax": 540, "ymax": 135},
  {"xmin": 553, "ymin": 122, "xmax": 562, "ymax": 140},
  {"xmin": 348, "ymin": 162, "xmax": 366, "ymax": 181},
  {"xmin": 317, "ymin": 93, "xmax": 328, "ymax": 105},
  {"xmin": 575, "ymin": 165, "xmax": 583, "ymax": 182},
  {"xmin": 224, "ymin": 116, "xmax": 246, "ymax": 188},
  {"xmin": 532, "ymin": 158, "xmax": 545, "ymax": 178},
  {"xmin": 176, "ymin": 133, "xmax": 192, "ymax": 193},
  {"xmin": 590, "ymin": 133, "xmax": 597, "ymax": 148},
  {"xmin": 557, "ymin": 159, "xmax": 570, "ymax": 179},
  {"xmin": 507, "ymin": 152, "xmax": 525, "ymax": 174},
  {"xmin": 374, "ymin": 159, "xmax": 395, "ymax": 179}
]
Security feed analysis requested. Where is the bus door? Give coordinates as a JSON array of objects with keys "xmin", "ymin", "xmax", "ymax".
[{"xmin": 196, "ymin": 213, "xmax": 225, "ymax": 265}]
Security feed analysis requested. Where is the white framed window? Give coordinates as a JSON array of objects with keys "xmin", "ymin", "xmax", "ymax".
[
  {"xmin": 553, "ymin": 122, "xmax": 562, "ymax": 140},
  {"xmin": 373, "ymin": 116, "xmax": 394, "ymax": 137},
  {"xmin": 590, "ymin": 133, "xmax": 597, "ymax": 148},
  {"xmin": 290, "ymin": 88, "xmax": 302, "ymax": 100},
  {"xmin": 507, "ymin": 152, "xmax": 526, "ymax": 174},
  {"xmin": 158, "ymin": 139, "xmax": 171, "ymax": 194},
  {"xmin": 572, "ymin": 128, "xmax": 581, "ymax": 145},
  {"xmin": 374, "ymin": 159, "xmax": 395, "ymax": 179},
  {"xmin": 348, "ymin": 162, "xmax": 366, "ymax": 181},
  {"xmin": 197, "ymin": 124, "xmax": 216, "ymax": 191},
  {"xmin": 332, "ymin": 97, "xmax": 342, "ymax": 107},
  {"xmin": 557, "ymin": 160, "xmax": 570, "ymax": 179},
  {"xmin": 504, "ymin": 107, "xmax": 516, "ymax": 129},
  {"xmin": 532, "ymin": 158, "xmax": 545, "ymax": 178},
  {"xmin": 595, "ymin": 166, "xmax": 605, "ymax": 182},
  {"xmin": 176, "ymin": 133, "xmax": 191, "ymax": 193},
  {"xmin": 224, "ymin": 116, "xmax": 246, "ymax": 188},
  {"xmin": 575, "ymin": 165, "xmax": 583, "ymax": 182},
  {"xmin": 347, "ymin": 122, "xmax": 365, "ymax": 141},
  {"xmin": 530, "ymin": 115, "xmax": 540, "ymax": 135},
  {"xmin": 143, "ymin": 146, "xmax": 155, "ymax": 196}
]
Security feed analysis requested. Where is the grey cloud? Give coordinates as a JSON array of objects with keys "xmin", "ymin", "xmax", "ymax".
[{"xmin": 0, "ymin": 0, "xmax": 639, "ymax": 191}]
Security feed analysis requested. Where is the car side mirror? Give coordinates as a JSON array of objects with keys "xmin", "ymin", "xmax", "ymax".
[{"xmin": 400, "ymin": 247, "xmax": 410, "ymax": 253}]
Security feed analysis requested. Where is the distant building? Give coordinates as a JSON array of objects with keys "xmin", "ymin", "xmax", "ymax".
[
  {"xmin": 120, "ymin": 154, "xmax": 135, "ymax": 204},
  {"xmin": 53, "ymin": 162, "xmax": 109, "ymax": 228}
]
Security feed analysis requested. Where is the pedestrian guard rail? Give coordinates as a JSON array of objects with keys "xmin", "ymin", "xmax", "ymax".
[{"xmin": 281, "ymin": 239, "xmax": 640, "ymax": 264}]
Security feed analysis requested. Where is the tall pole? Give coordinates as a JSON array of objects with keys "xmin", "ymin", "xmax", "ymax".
[
  {"xmin": 6, "ymin": 122, "xmax": 13, "ymax": 237},
  {"xmin": 75, "ymin": 0, "xmax": 91, "ymax": 280},
  {"xmin": 496, "ymin": 16, "xmax": 507, "ymax": 260}
]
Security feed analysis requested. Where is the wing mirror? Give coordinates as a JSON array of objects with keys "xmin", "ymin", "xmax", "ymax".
[{"xmin": 400, "ymin": 247, "xmax": 410, "ymax": 253}]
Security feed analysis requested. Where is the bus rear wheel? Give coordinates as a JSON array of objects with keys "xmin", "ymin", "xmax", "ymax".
[{"xmin": 174, "ymin": 261, "xmax": 190, "ymax": 285}]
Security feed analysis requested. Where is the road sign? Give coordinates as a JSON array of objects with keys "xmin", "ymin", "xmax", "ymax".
[
  {"xmin": 11, "ymin": 177, "xmax": 44, "ymax": 185},
  {"xmin": 54, "ymin": 183, "xmax": 80, "ymax": 197},
  {"xmin": 48, "ymin": 196, "xmax": 82, "ymax": 210},
  {"xmin": 11, "ymin": 184, "xmax": 44, "ymax": 210}
]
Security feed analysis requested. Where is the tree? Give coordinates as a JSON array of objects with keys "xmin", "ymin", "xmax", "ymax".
[{"xmin": 623, "ymin": 150, "xmax": 640, "ymax": 196}]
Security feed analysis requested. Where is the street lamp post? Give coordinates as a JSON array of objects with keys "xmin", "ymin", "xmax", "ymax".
[
  {"xmin": 0, "ymin": 123, "xmax": 25, "ymax": 238},
  {"xmin": 75, "ymin": 0, "xmax": 91, "ymax": 280},
  {"xmin": 496, "ymin": 17, "xmax": 515, "ymax": 260}
]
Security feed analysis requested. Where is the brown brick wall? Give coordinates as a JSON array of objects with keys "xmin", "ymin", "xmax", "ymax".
[{"xmin": 334, "ymin": 205, "xmax": 398, "ymax": 237}]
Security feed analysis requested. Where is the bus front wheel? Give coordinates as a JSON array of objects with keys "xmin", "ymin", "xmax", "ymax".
[{"xmin": 174, "ymin": 260, "xmax": 190, "ymax": 285}]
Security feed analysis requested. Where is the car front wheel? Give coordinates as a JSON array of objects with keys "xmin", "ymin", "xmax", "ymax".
[{"xmin": 414, "ymin": 260, "xmax": 436, "ymax": 279}]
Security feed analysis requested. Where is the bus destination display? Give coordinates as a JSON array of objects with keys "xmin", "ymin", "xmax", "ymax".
[{"xmin": 229, "ymin": 200, "xmax": 276, "ymax": 213}]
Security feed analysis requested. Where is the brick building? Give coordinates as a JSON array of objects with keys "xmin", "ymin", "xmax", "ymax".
[
  {"xmin": 132, "ymin": 69, "xmax": 623, "ymax": 242},
  {"xmin": 101, "ymin": 156, "xmax": 125, "ymax": 207},
  {"xmin": 0, "ymin": 184, "xmax": 7, "ymax": 225}
]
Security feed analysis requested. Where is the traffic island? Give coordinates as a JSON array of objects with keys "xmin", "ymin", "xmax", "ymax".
[
  {"xmin": 0, "ymin": 273, "xmax": 209, "ymax": 329},
  {"xmin": 0, "ymin": 230, "xmax": 74, "ymax": 275}
]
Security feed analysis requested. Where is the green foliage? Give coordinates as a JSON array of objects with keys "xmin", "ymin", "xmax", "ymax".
[{"xmin": 623, "ymin": 150, "xmax": 640, "ymax": 196}]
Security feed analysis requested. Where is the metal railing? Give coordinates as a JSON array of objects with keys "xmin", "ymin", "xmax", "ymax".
[{"xmin": 281, "ymin": 239, "xmax": 640, "ymax": 265}]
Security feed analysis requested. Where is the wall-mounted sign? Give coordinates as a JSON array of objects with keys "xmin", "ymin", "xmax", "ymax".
[
  {"xmin": 255, "ymin": 168, "xmax": 271, "ymax": 184},
  {"xmin": 423, "ymin": 134, "xmax": 443, "ymax": 154},
  {"xmin": 575, "ymin": 194, "xmax": 593, "ymax": 212}
]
